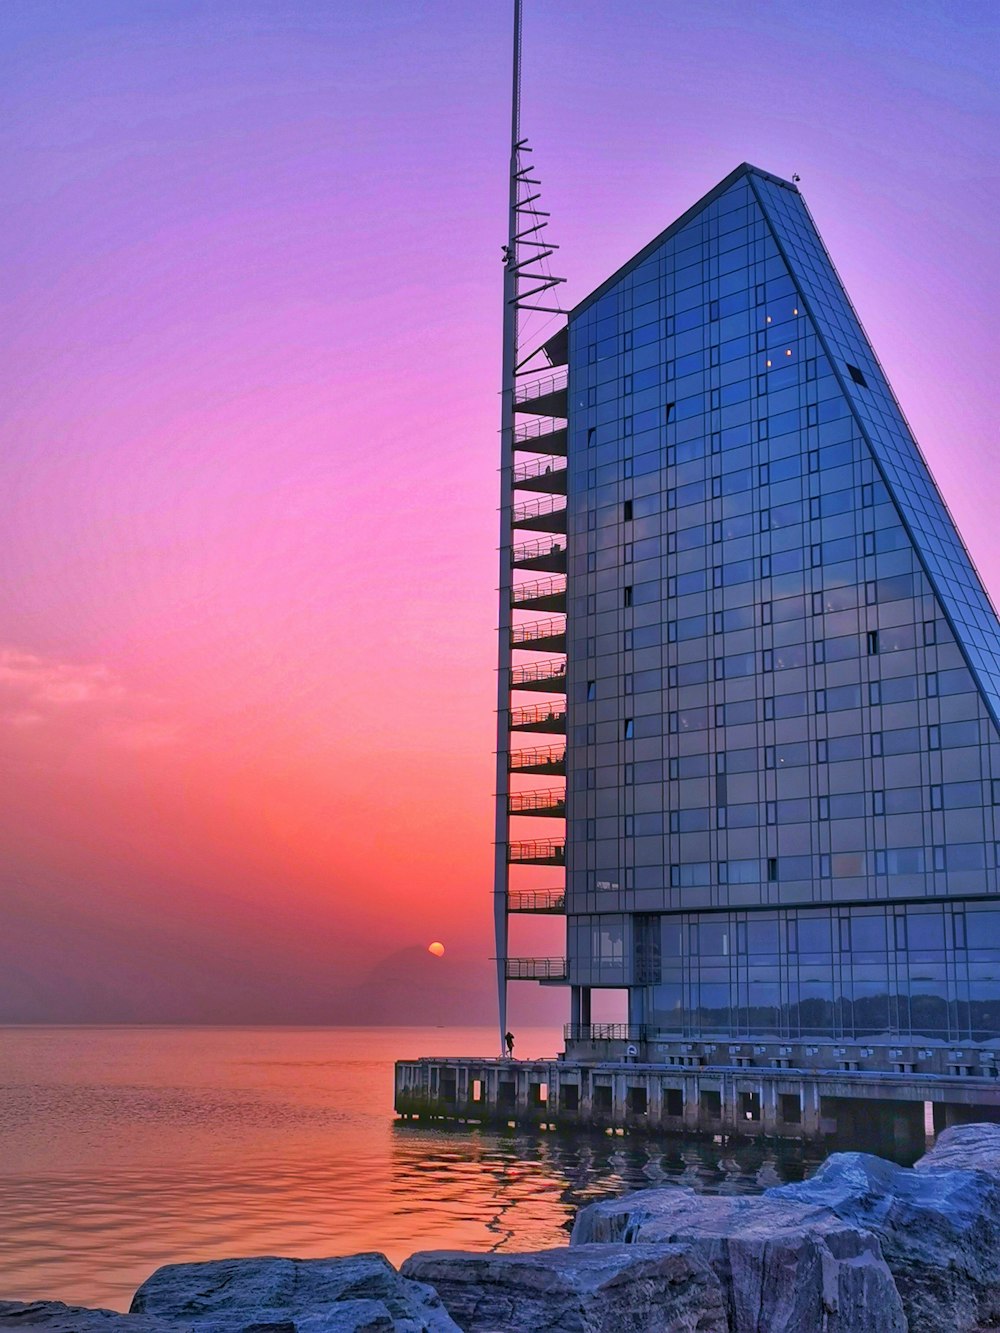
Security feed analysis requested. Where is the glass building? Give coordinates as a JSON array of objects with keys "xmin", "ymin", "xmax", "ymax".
[{"xmin": 554, "ymin": 163, "xmax": 1000, "ymax": 1073}]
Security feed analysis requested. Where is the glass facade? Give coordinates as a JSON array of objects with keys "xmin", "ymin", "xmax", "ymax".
[{"xmin": 564, "ymin": 164, "xmax": 1000, "ymax": 1053}]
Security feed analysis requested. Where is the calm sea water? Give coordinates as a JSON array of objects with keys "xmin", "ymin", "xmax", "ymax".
[{"xmin": 0, "ymin": 1026, "xmax": 829, "ymax": 1312}]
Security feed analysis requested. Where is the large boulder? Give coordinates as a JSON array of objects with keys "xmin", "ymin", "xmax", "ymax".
[
  {"xmin": 767, "ymin": 1148, "xmax": 1000, "ymax": 1332},
  {"xmin": 401, "ymin": 1243, "xmax": 726, "ymax": 1333},
  {"xmin": 915, "ymin": 1121, "xmax": 1000, "ymax": 1178},
  {"xmin": 570, "ymin": 1190, "xmax": 905, "ymax": 1333},
  {"xmin": 0, "ymin": 1304, "xmax": 180, "ymax": 1331},
  {"xmin": 130, "ymin": 1255, "xmax": 459, "ymax": 1333}
]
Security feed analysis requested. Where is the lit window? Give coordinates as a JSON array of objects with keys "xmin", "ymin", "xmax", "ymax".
[
  {"xmin": 785, "ymin": 348, "xmax": 792, "ymax": 356},
  {"xmin": 766, "ymin": 359, "xmax": 772, "ymax": 368},
  {"xmin": 793, "ymin": 307, "xmax": 799, "ymax": 315}
]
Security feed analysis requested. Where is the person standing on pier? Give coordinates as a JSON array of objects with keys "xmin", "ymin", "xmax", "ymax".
[{"xmin": 504, "ymin": 1031, "xmax": 515, "ymax": 1059}]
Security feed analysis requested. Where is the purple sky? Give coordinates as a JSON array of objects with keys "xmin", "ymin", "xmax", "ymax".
[{"xmin": 1, "ymin": 0, "xmax": 997, "ymax": 1023}]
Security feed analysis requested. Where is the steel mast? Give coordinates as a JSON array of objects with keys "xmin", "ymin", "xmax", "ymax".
[{"xmin": 494, "ymin": 0, "xmax": 567, "ymax": 1057}]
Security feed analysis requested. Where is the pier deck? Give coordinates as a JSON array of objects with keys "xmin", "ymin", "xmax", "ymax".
[{"xmin": 395, "ymin": 1054, "xmax": 1000, "ymax": 1148}]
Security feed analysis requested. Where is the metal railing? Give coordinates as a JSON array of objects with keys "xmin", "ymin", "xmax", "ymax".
[
  {"xmin": 511, "ymin": 658, "xmax": 566, "ymax": 687},
  {"xmin": 514, "ymin": 368, "xmax": 567, "ymax": 403},
  {"xmin": 512, "ymin": 536, "xmax": 566, "ymax": 564},
  {"xmin": 513, "ymin": 495, "xmax": 566, "ymax": 524},
  {"xmin": 564, "ymin": 1024, "xmax": 651, "ymax": 1042},
  {"xmin": 508, "ymin": 839, "xmax": 565, "ymax": 864},
  {"xmin": 513, "ymin": 455, "xmax": 567, "ymax": 484},
  {"xmin": 510, "ymin": 701, "xmax": 566, "ymax": 728},
  {"xmin": 514, "ymin": 417, "xmax": 567, "ymax": 443},
  {"xmin": 511, "ymin": 616, "xmax": 565, "ymax": 646},
  {"xmin": 506, "ymin": 955, "xmax": 568, "ymax": 980},
  {"xmin": 511, "ymin": 576, "xmax": 566, "ymax": 605},
  {"xmin": 509, "ymin": 888, "xmax": 566, "ymax": 913},
  {"xmin": 509, "ymin": 787, "xmax": 565, "ymax": 813},
  {"xmin": 509, "ymin": 744, "xmax": 565, "ymax": 770}
]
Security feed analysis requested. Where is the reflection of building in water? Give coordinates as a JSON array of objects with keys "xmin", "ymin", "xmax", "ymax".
[{"xmin": 399, "ymin": 0, "xmax": 1000, "ymax": 1144}]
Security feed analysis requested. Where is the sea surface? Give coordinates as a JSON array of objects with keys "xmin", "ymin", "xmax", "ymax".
[{"xmin": 0, "ymin": 1025, "xmax": 831, "ymax": 1312}]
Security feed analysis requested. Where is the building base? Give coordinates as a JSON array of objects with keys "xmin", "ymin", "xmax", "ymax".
[{"xmin": 394, "ymin": 1054, "xmax": 1000, "ymax": 1149}]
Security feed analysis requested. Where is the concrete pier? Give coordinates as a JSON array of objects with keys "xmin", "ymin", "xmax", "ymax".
[{"xmin": 394, "ymin": 1054, "xmax": 1000, "ymax": 1147}]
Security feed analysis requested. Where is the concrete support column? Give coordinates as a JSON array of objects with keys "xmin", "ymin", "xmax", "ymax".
[
  {"xmin": 762, "ymin": 1080, "xmax": 779, "ymax": 1135},
  {"xmin": 800, "ymin": 1079, "xmax": 822, "ymax": 1138},
  {"xmin": 683, "ymin": 1075, "xmax": 701, "ymax": 1131}
]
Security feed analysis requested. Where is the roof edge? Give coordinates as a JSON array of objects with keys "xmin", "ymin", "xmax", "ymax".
[{"xmin": 570, "ymin": 163, "xmax": 799, "ymax": 320}]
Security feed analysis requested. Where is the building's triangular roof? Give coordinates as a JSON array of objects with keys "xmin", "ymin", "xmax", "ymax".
[
  {"xmin": 573, "ymin": 163, "xmax": 1000, "ymax": 730},
  {"xmin": 745, "ymin": 170, "xmax": 1000, "ymax": 729},
  {"xmin": 571, "ymin": 163, "xmax": 799, "ymax": 319}
]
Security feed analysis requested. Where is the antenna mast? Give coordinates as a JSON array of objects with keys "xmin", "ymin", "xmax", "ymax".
[{"xmin": 494, "ymin": 0, "xmax": 567, "ymax": 1057}]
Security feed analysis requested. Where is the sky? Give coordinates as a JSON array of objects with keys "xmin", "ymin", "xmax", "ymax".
[{"xmin": 1, "ymin": 0, "xmax": 997, "ymax": 1023}]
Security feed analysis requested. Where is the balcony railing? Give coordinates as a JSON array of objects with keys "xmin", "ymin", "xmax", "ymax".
[
  {"xmin": 511, "ymin": 576, "xmax": 566, "ymax": 608},
  {"xmin": 514, "ymin": 420, "xmax": 568, "ymax": 456},
  {"xmin": 514, "ymin": 369, "xmax": 567, "ymax": 403},
  {"xmin": 509, "ymin": 888, "xmax": 566, "ymax": 914},
  {"xmin": 512, "ymin": 495, "xmax": 567, "ymax": 529},
  {"xmin": 511, "ymin": 617, "xmax": 566, "ymax": 650},
  {"xmin": 513, "ymin": 455, "xmax": 567, "ymax": 488},
  {"xmin": 509, "ymin": 744, "xmax": 565, "ymax": 772},
  {"xmin": 564, "ymin": 1024, "xmax": 651, "ymax": 1043},
  {"xmin": 508, "ymin": 786, "xmax": 565, "ymax": 815},
  {"xmin": 506, "ymin": 955, "xmax": 568, "ymax": 981},
  {"xmin": 511, "ymin": 658, "xmax": 567, "ymax": 689},
  {"xmin": 510, "ymin": 701, "xmax": 566, "ymax": 731},
  {"xmin": 508, "ymin": 839, "xmax": 565, "ymax": 865},
  {"xmin": 512, "ymin": 536, "xmax": 566, "ymax": 569}
]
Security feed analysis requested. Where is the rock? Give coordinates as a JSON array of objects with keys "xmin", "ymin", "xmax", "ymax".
[
  {"xmin": 130, "ymin": 1255, "xmax": 459, "ymax": 1333},
  {"xmin": 767, "ymin": 1147, "xmax": 1000, "ymax": 1332},
  {"xmin": 0, "ymin": 1304, "xmax": 180, "ymax": 1331},
  {"xmin": 401, "ymin": 1243, "xmax": 727, "ymax": 1333},
  {"xmin": 915, "ymin": 1121, "xmax": 1000, "ymax": 1178},
  {"xmin": 571, "ymin": 1189, "xmax": 906, "ymax": 1333}
]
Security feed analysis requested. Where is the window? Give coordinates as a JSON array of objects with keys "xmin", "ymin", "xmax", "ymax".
[
  {"xmin": 818, "ymin": 796, "xmax": 830, "ymax": 819},
  {"xmin": 623, "ymin": 374, "xmax": 632, "ymax": 394},
  {"xmin": 623, "ymin": 586, "xmax": 633, "ymax": 607},
  {"xmin": 760, "ymin": 509, "xmax": 771, "ymax": 532},
  {"xmin": 817, "ymin": 739, "xmax": 828, "ymax": 763},
  {"xmin": 930, "ymin": 784, "xmax": 943, "ymax": 809},
  {"xmin": 623, "ymin": 718, "xmax": 634, "ymax": 739},
  {"xmin": 623, "ymin": 500, "xmax": 633, "ymax": 522},
  {"xmin": 587, "ymin": 680, "xmax": 596, "ymax": 701},
  {"xmin": 869, "ymin": 681, "xmax": 881, "ymax": 706},
  {"xmin": 806, "ymin": 358, "xmax": 817, "ymax": 380},
  {"xmin": 814, "ymin": 641, "xmax": 826, "ymax": 664},
  {"xmin": 923, "ymin": 619, "xmax": 936, "ymax": 645},
  {"xmin": 867, "ymin": 630, "xmax": 879, "ymax": 656},
  {"xmin": 709, "ymin": 299, "xmax": 720, "ymax": 320},
  {"xmin": 819, "ymin": 854, "xmax": 831, "ymax": 877},
  {"xmin": 808, "ymin": 449, "xmax": 819, "ymax": 473},
  {"xmin": 624, "ymin": 763, "xmax": 634, "ymax": 784},
  {"xmin": 763, "ymin": 696, "xmax": 775, "ymax": 720},
  {"xmin": 624, "ymin": 673, "xmax": 633, "ymax": 694},
  {"xmin": 624, "ymin": 415, "xmax": 633, "ymax": 436},
  {"xmin": 811, "ymin": 544, "xmax": 822, "ymax": 567},
  {"xmin": 623, "ymin": 542, "xmax": 633, "ymax": 564},
  {"xmin": 767, "ymin": 857, "xmax": 778, "ymax": 882},
  {"xmin": 926, "ymin": 672, "xmax": 938, "ymax": 697},
  {"xmin": 815, "ymin": 690, "xmax": 827, "ymax": 713},
  {"xmin": 862, "ymin": 483, "xmax": 873, "ymax": 507},
  {"xmin": 871, "ymin": 732, "xmax": 883, "ymax": 756},
  {"xmin": 761, "ymin": 601, "xmax": 772, "ymax": 625},
  {"xmin": 588, "ymin": 509, "xmax": 597, "ymax": 531},
  {"xmin": 759, "ymin": 463, "xmax": 770, "ymax": 485},
  {"xmin": 846, "ymin": 363, "xmax": 868, "ymax": 387},
  {"xmin": 587, "ymin": 427, "xmax": 596, "ymax": 448},
  {"xmin": 711, "ymin": 431, "xmax": 721, "ymax": 453},
  {"xmin": 766, "ymin": 802, "xmax": 777, "ymax": 824},
  {"xmin": 623, "ymin": 629, "xmax": 633, "ymax": 650},
  {"xmin": 765, "ymin": 746, "xmax": 776, "ymax": 769},
  {"xmin": 873, "ymin": 790, "xmax": 885, "ymax": 815},
  {"xmin": 665, "ymin": 402, "xmax": 675, "ymax": 421},
  {"xmin": 928, "ymin": 724, "xmax": 941, "ymax": 750}
]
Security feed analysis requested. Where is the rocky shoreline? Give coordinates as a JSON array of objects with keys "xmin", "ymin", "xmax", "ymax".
[{"xmin": 4, "ymin": 1123, "xmax": 1000, "ymax": 1332}]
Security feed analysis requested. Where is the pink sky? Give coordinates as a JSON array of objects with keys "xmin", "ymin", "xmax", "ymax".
[{"xmin": 2, "ymin": 0, "xmax": 997, "ymax": 1022}]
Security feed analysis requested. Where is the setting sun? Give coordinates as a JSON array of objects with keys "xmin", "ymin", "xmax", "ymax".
[{"xmin": 427, "ymin": 941, "xmax": 445, "ymax": 957}]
